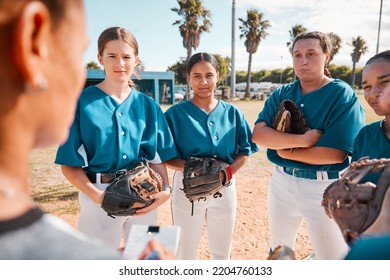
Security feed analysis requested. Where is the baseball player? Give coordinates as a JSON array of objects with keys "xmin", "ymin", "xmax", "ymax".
[
  {"xmin": 164, "ymin": 52, "xmax": 259, "ymax": 260},
  {"xmin": 339, "ymin": 50, "xmax": 390, "ymax": 260},
  {"xmin": 0, "ymin": 1, "xmax": 174, "ymax": 260},
  {"xmin": 0, "ymin": 0, "xmax": 120, "ymax": 260},
  {"xmin": 252, "ymin": 31, "xmax": 365, "ymax": 260},
  {"xmin": 55, "ymin": 27, "xmax": 177, "ymax": 249},
  {"xmin": 351, "ymin": 50, "xmax": 390, "ymax": 184}
]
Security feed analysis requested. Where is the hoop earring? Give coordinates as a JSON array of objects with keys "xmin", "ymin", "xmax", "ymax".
[{"xmin": 24, "ymin": 75, "xmax": 48, "ymax": 94}]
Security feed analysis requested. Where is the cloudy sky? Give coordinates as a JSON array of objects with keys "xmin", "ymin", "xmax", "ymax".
[{"xmin": 83, "ymin": 0, "xmax": 389, "ymax": 71}]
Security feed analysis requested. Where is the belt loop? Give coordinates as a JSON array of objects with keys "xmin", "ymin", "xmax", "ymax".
[
  {"xmin": 317, "ymin": 171, "xmax": 328, "ymax": 180},
  {"xmin": 96, "ymin": 173, "xmax": 102, "ymax": 184}
]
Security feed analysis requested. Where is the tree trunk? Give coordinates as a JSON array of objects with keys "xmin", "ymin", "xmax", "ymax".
[
  {"xmin": 244, "ymin": 52, "xmax": 252, "ymax": 99},
  {"xmin": 351, "ymin": 61, "xmax": 356, "ymax": 88},
  {"xmin": 185, "ymin": 46, "xmax": 192, "ymax": 100}
]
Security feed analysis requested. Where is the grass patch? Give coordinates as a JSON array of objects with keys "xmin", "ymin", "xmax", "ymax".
[{"xmin": 31, "ymin": 182, "xmax": 80, "ymax": 215}]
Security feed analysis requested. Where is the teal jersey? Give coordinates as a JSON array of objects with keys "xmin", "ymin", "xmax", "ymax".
[
  {"xmin": 345, "ymin": 234, "xmax": 390, "ymax": 260},
  {"xmin": 256, "ymin": 79, "xmax": 365, "ymax": 172},
  {"xmin": 164, "ymin": 100, "xmax": 258, "ymax": 164},
  {"xmin": 351, "ymin": 120, "xmax": 390, "ymax": 184},
  {"xmin": 55, "ymin": 86, "xmax": 177, "ymax": 173}
]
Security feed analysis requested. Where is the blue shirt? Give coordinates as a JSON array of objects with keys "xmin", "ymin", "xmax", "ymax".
[
  {"xmin": 255, "ymin": 79, "xmax": 365, "ymax": 172},
  {"xmin": 164, "ymin": 100, "xmax": 258, "ymax": 164},
  {"xmin": 352, "ymin": 120, "xmax": 390, "ymax": 184},
  {"xmin": 345, "ymin": 234, "xmax": 390, "ymax": 260},
  {"xmin": 55, "ymin": 86, "xmax": 177, "ymax": 173}
]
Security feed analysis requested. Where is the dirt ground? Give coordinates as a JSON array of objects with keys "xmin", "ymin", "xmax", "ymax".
[
  {"xmin": 163, "ymin": 157, "xmax": 313, "ymax": 260},
  {"xmin": 29, "ymin": 147, "xmax": 313, "ymax": 260}
]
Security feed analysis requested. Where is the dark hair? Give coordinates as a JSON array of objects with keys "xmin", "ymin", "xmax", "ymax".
[
  {"xmin": 97, "ymin": 26, "xmax": 139, "ymax": 88},
  {"xmin": 41, "ymin": 0, "xmax": 71, "ymax": 26},
  {"xmin": 292, "ymin": 31, "xmax": 333, "ymax": 78},
  {"xmin": 186, "ymin": 52, "xmax": 219, "ymax": 75},
  {"xmin": 0, "ymin": 0, "xmax": 82, "ymax": 94},
  {"xmin": 365, "ymin": 50, "xmax": 390, "ymax": 66},
  {"xmin": 0, "ymin": 0, "xmax": 78, "ymax": 27}
]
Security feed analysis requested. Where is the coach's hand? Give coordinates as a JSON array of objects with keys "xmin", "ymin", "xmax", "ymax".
[{"xmin": 138, "ymin": 239, "xmax": 176, "ymax": 260}]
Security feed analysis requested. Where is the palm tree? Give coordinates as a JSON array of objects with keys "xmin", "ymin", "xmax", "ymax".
[
  {"xmin": 171, "ymin": 0, "xmax": 212, "ymax": 99},
  {"xmin": 327, "ymin": 32, "xmax": 342, "ymax": 65},
  {"xmin": 239, "ymin": 9, "xmax": 270, "ymax": 99},
  {"xmin": 286, "ymin": 25, "xmax": 307, "ymax": 54},
  {"xmin": 167, "ymin": 58, "xmax": 187, "ymax": 85},
  {"xmin": 86, "ymin": 61, "xmax": 100, "ymax": 69},
  {"xmin": 350, "ymin": 36, "xmax": 368, "ymax": 88},
  {"xmin": 286, "ymin": 24, "xmax": 307, "ymax": 81},
  {"xmin": 212, "ymin": 54, "xmax": 231, "ymax": 85}
]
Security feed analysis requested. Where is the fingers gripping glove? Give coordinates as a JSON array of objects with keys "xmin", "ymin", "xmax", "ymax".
[
  {"xmin": 271, "ymin": 99, "xmax": 310, "ymax": 134},
  {"xmin": 182, "ymin": 157, "xmax": 233, "ymax": 202},
  {"xmin": 101, "ymin": 163, "xmax": 163, "ymax": 218},
  {"xmin": 321, "ymin": 158, "xmax": 390, "ymax": 244}
]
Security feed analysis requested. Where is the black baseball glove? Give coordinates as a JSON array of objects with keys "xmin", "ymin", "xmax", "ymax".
[
  {"xmin": 182, "ymin": 157, "xmax": 233, "ymax": 202},
  {"xmin": 321, "ymin": 158, "xmax": 390, "ymax": 244},
  {"xmin": 271, "ymin": 99, "xmax": 310, "ymax": 134},
  {"xmin": 101, "ymin": 163, "xmax": 163, "ymax": 218}
]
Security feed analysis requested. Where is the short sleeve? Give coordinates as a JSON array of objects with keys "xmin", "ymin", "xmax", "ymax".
[{"xmin": 55, "ymin": 102, "xmax": 88, "ymax": 167}]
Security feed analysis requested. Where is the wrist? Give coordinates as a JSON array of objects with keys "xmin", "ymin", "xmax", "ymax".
[
  {"xmin": 225, "ymin": 165, "xmax": 233, "ymax": 182},
  {"xmin": 162, "ymin": 185, "xmax": 173, "ymax": 194},
  {"xmin": 222, "ymin": 165, "xmax": 233, "ymax": 186}
]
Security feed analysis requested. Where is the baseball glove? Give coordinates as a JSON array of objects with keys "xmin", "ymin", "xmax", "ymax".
[
  {"xmin": 101, "ymin": 163, "xmax": 163, "ymax": 218},
  {"xmin": 321, "ymin": 158, "xmax": 390, "ymax": 244},
  {"xmin": 182, "ymin": 157, "xmax": 233, "ymax": 202},
  {"xmin": 271, "ymin": 99, "xmax": 309, "ymax": 134}
]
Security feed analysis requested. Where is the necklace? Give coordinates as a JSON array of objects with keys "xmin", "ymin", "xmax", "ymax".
[{"xmin": 0, "ymin": 186, "xmax": 34, "ymax": 205}]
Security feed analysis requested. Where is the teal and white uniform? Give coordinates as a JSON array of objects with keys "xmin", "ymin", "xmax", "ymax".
[
  {"xmin": 55, "ymin": 86, "xmax": 177, "ymax": 248},
  {"xmin": 344, "ymin": 234, "xmax": 390, "ymax": 260},
  {"xmin": 352, "ymin": 120, "xmax": 390, "ymax": 184},
  {"xmin": 256, "ymin": 79, "xmax": 365, "ymax": 259},
  {"xmin": 165, "ymin": 100, "xmax": 258, "ymax": 260}
]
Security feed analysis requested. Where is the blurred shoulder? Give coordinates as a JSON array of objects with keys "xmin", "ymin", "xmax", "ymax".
[{"xmin": 331, "ymin": 79, "xmax": 356, "ymax": 94}]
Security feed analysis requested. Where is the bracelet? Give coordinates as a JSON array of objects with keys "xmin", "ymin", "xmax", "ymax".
[{"xmin": 162, "ymin": 185, "xmax": 173, "ymax": 194}]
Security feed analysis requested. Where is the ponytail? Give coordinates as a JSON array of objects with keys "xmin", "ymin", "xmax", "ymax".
[{"xmin": 324, "ymin": 66, "xmax": 332, "ymax": 78}]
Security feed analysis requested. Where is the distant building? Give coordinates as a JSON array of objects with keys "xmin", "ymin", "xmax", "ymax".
[{"xmin": 85, "ymin": 69, "xmax": 175, "ymax": 105}]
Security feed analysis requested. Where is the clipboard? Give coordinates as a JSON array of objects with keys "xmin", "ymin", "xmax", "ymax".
[{"xmin": 123, "ymin": 225, "xmax": 182, "ymax": 260}]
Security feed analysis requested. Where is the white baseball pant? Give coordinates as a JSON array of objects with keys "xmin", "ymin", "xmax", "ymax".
[
  {"xmin": 268, "ymin": 166, "xmax": 349, "ymax": 260},
  {"xmin": 77, "ymin": 182, "xmax": 157, "ymax": 249},
  {"xmin": 172, "ymin": 171, "xmax": 237, "ymax": 260}
]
